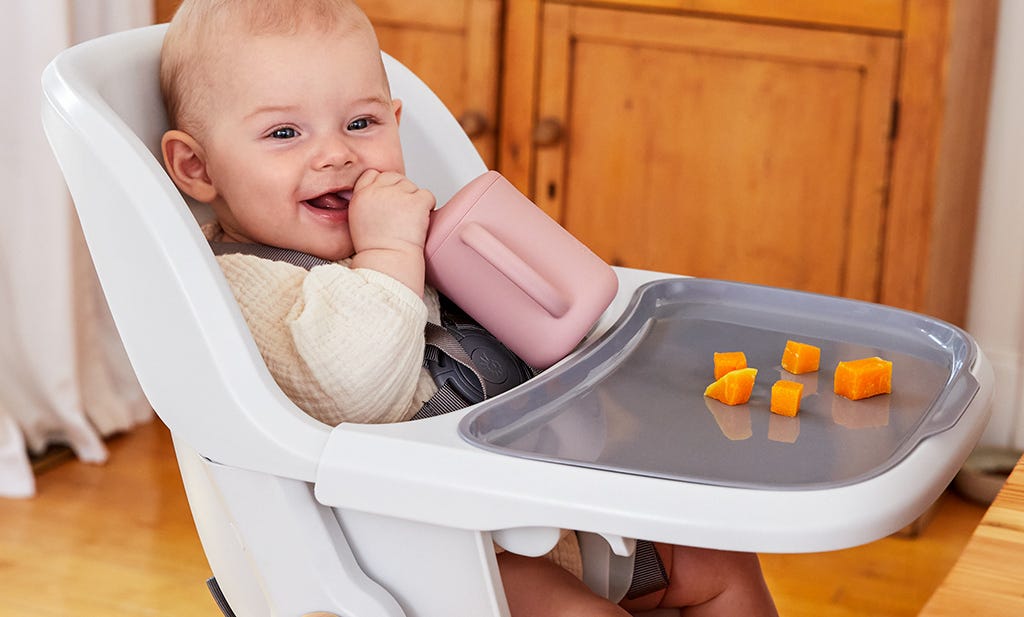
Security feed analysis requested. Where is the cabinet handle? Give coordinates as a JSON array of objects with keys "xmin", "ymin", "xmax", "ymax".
[
  {"xmin": 458, "ymin": 111, "xmax": 489, "ymax": 138},
  {"xmin": 532, "ymin": 117, "xmax": 564, "ymax": 146}
]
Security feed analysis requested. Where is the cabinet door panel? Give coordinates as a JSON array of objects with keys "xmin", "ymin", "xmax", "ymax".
[
  {"xmin": 535, "ymin": 6, "xmax": 898, "ymax": 300},
  {"xmin": 364, "ymin": 0, "xmax": 500, "ymax": 165},
  {"xmin": 566, "ymin": 0, "xmax": 905, "ymax": 32}
]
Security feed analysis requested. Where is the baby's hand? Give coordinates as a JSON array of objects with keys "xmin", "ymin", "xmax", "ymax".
[
  {"xmin": 348, "ymin": 169, "xmax": 435, "ymax": 295},
  {"xmin": 348, "ymin": 169, "xmax": 435, "ymax": 256}
]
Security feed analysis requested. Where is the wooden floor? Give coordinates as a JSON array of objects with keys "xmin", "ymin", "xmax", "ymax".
[{"xmin": 0, "ymin": 420, "xmax": 986, "ymax": 617}]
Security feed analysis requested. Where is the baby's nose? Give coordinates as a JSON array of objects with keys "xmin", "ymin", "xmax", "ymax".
[{"xmin": 313, "ymin": 135, "xmax": 356, "ymax": 169}]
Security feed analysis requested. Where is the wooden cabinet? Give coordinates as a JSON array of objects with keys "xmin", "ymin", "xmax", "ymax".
[
  {"xmin": 154, "ymin": 0, "xmax": 996, "ymax": 325},
  {"xmin": 523, "ymin": 5, "xmax": 900, "ymax": 300},
  {"xmin": 154, "ymin": 0, "xmax": 177, "ymax": 23},
  {"xmin": 499, "ymin": 0, "xmax": 997, "ymax": 326},
  {"xmin": 360, "ymin": 0, "xmax": 502, "ymax": 165}
]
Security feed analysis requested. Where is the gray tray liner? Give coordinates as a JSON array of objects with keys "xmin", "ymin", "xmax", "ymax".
[{"xmin": 458, "ymin": 279, "xmax": 980, "ymax": 490}]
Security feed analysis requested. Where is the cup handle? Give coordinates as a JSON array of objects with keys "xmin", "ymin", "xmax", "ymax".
[{"xmin": 460, "ymin": 222, "xmax": 570, "ymax": 318}]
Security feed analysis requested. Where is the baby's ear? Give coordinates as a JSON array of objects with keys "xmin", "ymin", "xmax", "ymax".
[
  {"xmin": 392, "ymin": 98, "xmax": 402, "ymax": 125},
  {"xmin": 161, "ymin": 130, "xmax": 218, "ymax": 203}
]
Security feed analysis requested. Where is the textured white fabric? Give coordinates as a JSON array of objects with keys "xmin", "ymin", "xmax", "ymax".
[
  {"xmin": 208, "ymin": 226, "xmax": 441, "ymax": 426},
  {"xmin": 0, "ymin": 1, "xmax": 152, "ymax": 498}
]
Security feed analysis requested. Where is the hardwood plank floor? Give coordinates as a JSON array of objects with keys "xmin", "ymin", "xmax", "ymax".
[
  {"xmin": 0, "ymin": 420, "xmax": 986, "ymax": 616},
  {"xmin": 761, "ymin": 494, "xmax": 984, "ymax": 616},
  {"xmin": 0, "ymin": 421, "xmax": 217, "ymax": 617}
]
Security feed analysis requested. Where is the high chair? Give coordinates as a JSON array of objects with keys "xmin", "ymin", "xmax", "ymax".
[{"xmin": 42, "ymin": 24, "xmax": 994, "ymax": 617}]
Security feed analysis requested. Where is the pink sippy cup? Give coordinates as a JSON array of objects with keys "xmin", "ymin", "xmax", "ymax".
[{"xmin": 424, "ymin": 171, "xmax": 618, "ymax": 369}]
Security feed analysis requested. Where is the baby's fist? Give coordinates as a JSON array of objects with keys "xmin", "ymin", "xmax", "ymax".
[{"xmin": 349, "ymin": 170, "xmax": 435, "ymax": 254}]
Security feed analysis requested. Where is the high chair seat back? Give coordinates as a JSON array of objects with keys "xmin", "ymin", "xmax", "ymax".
[{"xmin": 41, "ymin": 24, "xmax": 512, "ymax": 617}]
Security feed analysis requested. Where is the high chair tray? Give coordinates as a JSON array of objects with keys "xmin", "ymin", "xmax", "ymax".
[
  {"xmin": 459, "ymin": 278, "xmax": 980, "ymax": 490},
  {"xmin": 317, "ymin": 270, "xmax": 991, "ymax": 553}
]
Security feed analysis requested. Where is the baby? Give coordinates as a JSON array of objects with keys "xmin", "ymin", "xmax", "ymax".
[
  {"xmin": 159, "ymin": 1, "xmax": 778, "ymax": 615},
  {"xmin": 161, "ymin": 0, "xmax": 438, "ymax": 427}
]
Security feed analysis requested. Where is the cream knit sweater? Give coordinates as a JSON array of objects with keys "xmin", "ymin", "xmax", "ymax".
[
  {"xmin": 208, "ymin": 254, "xmax": 439, "ymax": 424},
  {"xmin": 205, "ymin": 223, "xmax": 582, "ymax": 578}
]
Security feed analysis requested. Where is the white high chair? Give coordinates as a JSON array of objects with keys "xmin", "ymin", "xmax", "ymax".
[{"xmin": 42, "ymin": 24, "xmax": 994, "ymax": 617}]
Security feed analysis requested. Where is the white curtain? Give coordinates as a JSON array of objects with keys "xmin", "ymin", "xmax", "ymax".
[{"xmin": 0, "ymin": 1, "xmax": 154, "ymax": 498}]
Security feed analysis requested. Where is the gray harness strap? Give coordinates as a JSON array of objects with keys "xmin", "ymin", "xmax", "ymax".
[
  {"xmin": 411, "ymin": 323, "xmax": 485, "ymax": 420},
  {"xmin": 625, "ymin": 540, "xmax": 670, "ymax": 599},
  {"xmin": 424, "ymin": 322, "xmax": 491, "ymax": 398},
  {"xmin": 211, "ymin": 241, "xmax": 333, "ymax": 270}
]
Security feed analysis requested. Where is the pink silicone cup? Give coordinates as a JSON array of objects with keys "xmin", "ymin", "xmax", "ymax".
[{"xmin": 425, "ymin": 171, "xmax": 618, "ymax": 369}]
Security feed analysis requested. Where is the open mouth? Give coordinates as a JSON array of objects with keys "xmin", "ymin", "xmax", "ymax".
[{"xmin": 304, "ymin": 189, "xmax": 352, "ymax": 211}]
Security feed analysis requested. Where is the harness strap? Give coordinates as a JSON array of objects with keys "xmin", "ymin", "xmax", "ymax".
[
  {"xmin": 625, "ymin": 540, "xmax": 670, "ymax": 599},
  {"xmin": 411, "ymin": 381, "xmax": 473, "ymax": 420},
  {"xmin": 211, "ymin": 241, "xmax": 332, "ymax": 269},
  {"xmin": 424, "ymin": 322, "xmax": 492, "ymax": 399},
  {"xmin": 409, "ymin": 324, "xmax": 488, "ymax": 421}
]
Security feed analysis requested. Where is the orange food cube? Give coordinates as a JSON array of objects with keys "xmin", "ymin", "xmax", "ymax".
[
  {"xmin": 704, "ymin": 367, "xmax": 757, "ymax": 406},
  {"xmin": 833, "ymin": 357, "xmax": 893, "ymax": 400},
  {"xmin": 770, "ymin": 380, "xmax": 804, "ymax": 416},
  {"xmin": 781, "ymin": 340, "xmax": 821, "ymax": 374},
  {"xmin": 714, "ymin": 351, "xmax": 748, "ymax": 379}
]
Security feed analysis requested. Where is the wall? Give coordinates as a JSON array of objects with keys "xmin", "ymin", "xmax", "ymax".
[{"xmin": 967, "ymin": 0, "xmax": 1024, "ymax": 450}]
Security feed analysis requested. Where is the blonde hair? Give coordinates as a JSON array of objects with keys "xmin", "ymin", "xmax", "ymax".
[{"xmin": 160, "ymin": 0, "xmax": 375, "ymax": 134}]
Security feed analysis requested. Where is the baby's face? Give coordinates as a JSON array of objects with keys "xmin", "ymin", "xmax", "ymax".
[{"xmin": 198, "ymin": 25, "xmax": 404, "ymax": 260}]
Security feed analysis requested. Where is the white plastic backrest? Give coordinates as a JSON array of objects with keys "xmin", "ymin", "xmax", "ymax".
[
  {"xmin": 384, "ymin": 52, "xmax": 488, "ymax": 204},
  {"xmin": 40, "ymin": 24, "xmax": 486, "ymax": 481}
]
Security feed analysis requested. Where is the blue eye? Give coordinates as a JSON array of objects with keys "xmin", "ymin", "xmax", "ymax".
[
  {"xmin": 270, "ymin": 127, "xmax": 297, "ymax": 139},
  {"xmin": 347, "ymin": 118, "xmax": 371, "ymax": 131}
]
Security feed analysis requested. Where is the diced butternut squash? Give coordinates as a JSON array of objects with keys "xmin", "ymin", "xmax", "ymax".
[
  {"xmin": 704, "ymin": 367, "xmax": 757, "ymax": 406},
  {"xmin": 770, "ymin": 380, "xmax": 804, "ymax": 417},
  {"xmin": 714, "ymin": 351, "xmax": 748, "ymax": 379},
  {"xmin": 781, "ymin": 340, "xmax": 821, "ymax": 375},
  {"xmin": 834, "ymin": 356, "xmax": 893, "ymax": 400}
]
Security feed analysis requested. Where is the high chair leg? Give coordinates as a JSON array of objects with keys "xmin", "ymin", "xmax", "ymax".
[
  {"xmin": 175, "ymin": 436, "xmax": 405, "ymax": 617},
  {"xmin": 175, "ymin": 436, "xmax": 270, "ymax": 617}
]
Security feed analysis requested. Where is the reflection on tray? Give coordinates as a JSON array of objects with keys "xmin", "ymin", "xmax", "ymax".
[
  {"xmin": 832, "ymin": 393, "xmax": 891, "ymax": 429},
  {"xmin": 704, "ymin": 398, "xmax": 752, "ymax": 441},
  {"xmin": 768, "ymin": 413, "xmax": 801, "ymax": 443},
  {"xmin": 776, "ymin": 366, "xmax": 818, "ymax": 396}
]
